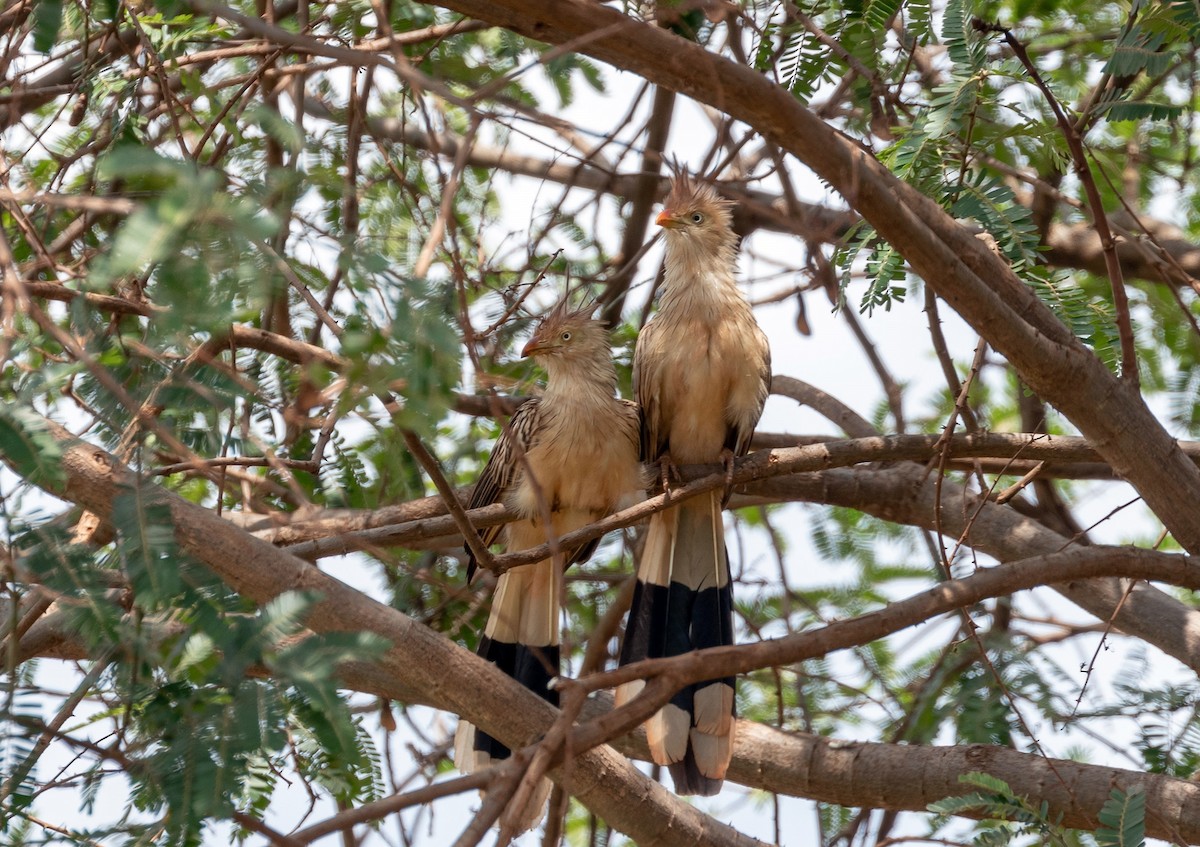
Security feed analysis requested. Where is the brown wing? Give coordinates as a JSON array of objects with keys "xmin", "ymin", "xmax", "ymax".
[
  {"xmin": 616, "ymin": 398, "xmax": 641, "ymax": 457},
  {"xmin": 730, "ymin": 323, "xmax": 771, "ymax": 457},
  {"xmin": 633, "ymin": 316, "xmax": 666, "ymax": 463},
  {"xmin": 466, "ymin": 398, "xmax": 541, "ymax": 578}
]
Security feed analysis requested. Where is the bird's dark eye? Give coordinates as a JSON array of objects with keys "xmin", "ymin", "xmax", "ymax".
[
  {"xmin": 561, "ymin": 331, "xmax": 572, "ymax": 341},
  {"xmin": 690, "ymin": 212, "xmax": 704, "ymax": 224}
]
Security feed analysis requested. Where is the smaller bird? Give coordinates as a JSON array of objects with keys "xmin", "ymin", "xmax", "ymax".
[{"xmin": 454, "ymin": 301, "xmax": 643, "ymax": 828}]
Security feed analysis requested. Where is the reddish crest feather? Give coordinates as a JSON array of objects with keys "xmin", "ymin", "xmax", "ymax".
[
  {"xmin": 534, "ymin": 300, "xmax": 598, "ymax": 336},
  {"xmin": 663, "ymin": 174, "xmax": 735, "ymax": 228}
]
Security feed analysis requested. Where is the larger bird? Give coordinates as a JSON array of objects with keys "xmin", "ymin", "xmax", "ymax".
[
  {"xmin": 454, "ymin": 302, "xmax": 643, "ymax": 824},
  {"xmin": 617, "ymin": 174, "xmax": 771, "ymax": 795}
]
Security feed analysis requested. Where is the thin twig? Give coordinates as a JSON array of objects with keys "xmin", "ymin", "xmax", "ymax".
[
  {"xmin": 924, "ymin": 286, "xmax": 979, "ymax": 431},
  {"xmin": 993, "ymin": 461, "xmax": 1047, "ymax": 505},
  {"xmin": 291, "ymin": 771, "xmax": 493, "ymax": 843},
  {"xmin": 0, "ymin": 651, "xmax": 113, "ymax": 805},
  {"xmin": 976, "ymin": 18, "xmax": 1138, "ymax": 385},
  {"xmin": 231, "ymin": 812, "xmax": 304, "ymax": 847},
  {"xmin": 400, "ymin": 429, "xmax": 496, "ymax": 573}
]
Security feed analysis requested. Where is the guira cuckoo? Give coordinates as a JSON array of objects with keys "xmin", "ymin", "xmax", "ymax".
[
  {"xmin": 617, "ymin": 174, "xmax": 771, "ymax": 795},
  {"xmin": 454, "ymin": 302, "xmax": 642, "ymax": 824}
]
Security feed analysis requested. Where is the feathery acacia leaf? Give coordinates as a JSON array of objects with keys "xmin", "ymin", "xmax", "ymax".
[{"xmin": 1096, "ymin": 786, "xmax": 1146, "ymax": 847}]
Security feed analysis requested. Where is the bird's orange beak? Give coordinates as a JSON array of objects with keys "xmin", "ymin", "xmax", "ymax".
[
  {"xmin": 656, "ymin": 209, "xmax": 681, "ymax": 229},
  {"xmin": 521, "ymin": 336, "xmax": 542, "ymax": 358}
]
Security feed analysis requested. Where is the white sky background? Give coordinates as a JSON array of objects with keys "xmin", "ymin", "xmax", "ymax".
[{"xmin": 5, "ymin": 31, "xmax": 1191, "ymax": 847}]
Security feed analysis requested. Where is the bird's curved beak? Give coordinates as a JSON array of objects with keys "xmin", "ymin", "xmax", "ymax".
[
  {"xmin": 521, "ymin": 336, "xmax": 542, "ymax": 358},
  {"xmin": 656, "ymin": 209, "xmax": 681, "ymax": 229}
]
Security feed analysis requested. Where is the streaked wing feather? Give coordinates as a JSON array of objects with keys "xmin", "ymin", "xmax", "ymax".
[
  {"xmin": 468, "ymin": 399, "xmax": 542, "ymax": 510},
  {"xmin": 618, "ymin": 398, "xmax": 642, "ymax": 459},
  {"xmin": 731, "ymin": 326, "xmax": 771, "ymax": 457},
  {"xmin": 634, "ymin": 319, "xmax": 664, "ymax": 462},
  {"xmin": 466, "ymin": 399, "xmax": 542, "ymax": 573}
]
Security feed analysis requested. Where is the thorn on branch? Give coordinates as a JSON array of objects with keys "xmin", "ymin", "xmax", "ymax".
[{"xmin": 970, "ymin": 17, "xmax": 1007, "ymax": 35}]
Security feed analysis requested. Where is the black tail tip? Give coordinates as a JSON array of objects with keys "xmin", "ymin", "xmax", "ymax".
[{"xmin": 667, "ymin": 750, "xmax": 725, "ymax": 797}]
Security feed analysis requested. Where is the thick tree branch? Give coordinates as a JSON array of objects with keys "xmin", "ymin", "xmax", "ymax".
[
  {"xmin": 728, "ymin": 724, "xmax": 1198, "ymax": 843},
  {"xmin": 751, "ymin": 464, "xmax": 1200, "ymax": 672},
  {"xmin": 12, "ymin": 416, "xmax": 766, "ymax": 847},
  {"xmin": 255, "ymin": 432, "xmax": 1200, "ymax": 674},
  {"xmin": 475, "ymin": 431, "xmax": 1196, "ymax": 572},
  {"xmin": 252, "ymin": 428, "xmax": 1195, "ymax": 566}
]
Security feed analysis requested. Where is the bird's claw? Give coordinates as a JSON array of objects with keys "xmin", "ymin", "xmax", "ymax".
[
  {"xmin": 659, "ymin": 454, "xmax": 682, "ymax": 502},
  {"xmin": 720, "ymin": 448, "xmax": 737, "ymax": 507}
]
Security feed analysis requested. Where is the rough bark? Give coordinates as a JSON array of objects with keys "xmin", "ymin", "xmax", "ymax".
[{"xmin": 728, "ymin": 724, "xmax": 1200, "ymax": 844}]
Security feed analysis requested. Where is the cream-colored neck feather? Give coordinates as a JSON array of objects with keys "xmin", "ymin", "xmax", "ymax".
[
  {"xmin": 540, "ymin": 341, "xmax": 619, "ymax": 402},
  {"xmin": 660, "ymin": 236, "xmax": 748, "ymax": 324}
]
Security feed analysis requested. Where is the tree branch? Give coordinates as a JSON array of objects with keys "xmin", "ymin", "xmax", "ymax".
[{"xmin": 12, "ymin": 414, "xmax": 767, "ymax": 847}]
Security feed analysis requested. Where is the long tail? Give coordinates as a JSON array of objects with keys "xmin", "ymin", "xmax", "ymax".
[
  {"xmin": 616, "ymin": 491, "xmax": 735, "ymax": 796},
  {"xmin": 454, "ymin": 555, "xmax": 559, "ymax": 827}
]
